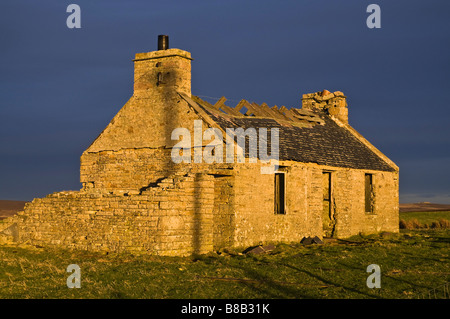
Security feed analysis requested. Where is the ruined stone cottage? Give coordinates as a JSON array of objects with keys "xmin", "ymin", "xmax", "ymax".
[{"xmin": 0, "ymin": 36, "xmax": 399, "ymax": 256}]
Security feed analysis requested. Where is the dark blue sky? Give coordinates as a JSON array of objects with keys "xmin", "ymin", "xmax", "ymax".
[{"xmin": 1, "ymin": 0, "xmax": 449, "ymax": 203}]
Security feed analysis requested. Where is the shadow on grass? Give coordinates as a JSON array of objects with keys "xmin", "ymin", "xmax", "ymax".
[
  {"xmin": 335, "ymin": 259, "xmax": 434, "ymax": 296},
  {"xmin": 280, "ymin": 262, "xmax": 383, "ymax": 299},
  {"xmin": 216, "ymin": 260, "xmax": 318, "ymax": 299},
  {"xmin": 431, "ymin": 236, "xmax": 450, "ymax": 244},
  {"xmin": 207, "ymin": 254, "xmax": 382, "ymax": 299}
]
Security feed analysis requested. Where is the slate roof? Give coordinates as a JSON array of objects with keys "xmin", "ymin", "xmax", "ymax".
[{"xmin": 181, "ymin": 94, "xmax": 396, "ymax": 172}]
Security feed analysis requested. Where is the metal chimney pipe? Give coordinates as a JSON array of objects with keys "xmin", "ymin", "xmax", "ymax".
[{"xmin": 158, "ymin": 35, "xmax": 169, "ymax": 50}]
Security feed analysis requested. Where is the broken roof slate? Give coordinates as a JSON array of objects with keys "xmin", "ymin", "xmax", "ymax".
[{"xmin": 184, "ymin": 94, "xmax": 395, "ymax": 172}]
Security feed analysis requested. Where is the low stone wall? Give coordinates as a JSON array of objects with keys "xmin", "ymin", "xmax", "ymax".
[{"xmin": 5, "ymin": 173, "xmax": 215, "ymax": 256}]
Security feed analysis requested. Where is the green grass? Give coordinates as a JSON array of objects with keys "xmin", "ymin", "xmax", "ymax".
[
  {"xmin": 399, "ymin": 211, "xmax": 450, "ymax": 226},
  {"xmin": 1, "ymin": 229, "xmax": 449, "ymax": 299}
]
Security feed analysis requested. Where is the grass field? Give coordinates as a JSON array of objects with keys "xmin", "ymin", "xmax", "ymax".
[
  {"xmin": 399, "ymin": 211, "xmax": 450, "ymax": 229},
  {"xmin": 1, "ymin": 228, "xmax": 449, "ymax": 299},
  {"xmin": 400, "ymin": 211, "xmax": 450, "ymax": 225}
]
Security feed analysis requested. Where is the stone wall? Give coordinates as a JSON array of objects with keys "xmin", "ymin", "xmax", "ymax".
[
  {"xmin": 232, "ymin": 163, "xmax": 324, "ymax": 248},
  {"xmin": 80, "ymin": 147, "xmax": 176, "ymax": 193},
  {"xmin": 345, "ymin": 170, "xmax": 399, "ymax": 237},
  {"xmin": 212, "ymin": 174, "xmax": 235, "ymax": 250},
  {"xmin": 2, "ymin": 160, "xmax": 399, "ymax": 254},
  {"xmin": 8, "ymin": 173, "xmax": 215, "ymax": 256},
  {"xmin": 231, "ymin": 162, "xmax": 399, "ymax": 248},
  {"xmin": 79, "ymin": 96, "xmax": 213, "ymax": 193}
]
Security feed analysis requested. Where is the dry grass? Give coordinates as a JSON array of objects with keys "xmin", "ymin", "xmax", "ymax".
[
  {"xmin": 431, "ymin": 219, "xmax": 450, "ymax": 229},
  {"xmin": 399, "ymin": 210, "xmax": 450, "ymax": 230},
  {"xmin": 400, "ymin": 218, "xmax": 450, "ymax": 229}
]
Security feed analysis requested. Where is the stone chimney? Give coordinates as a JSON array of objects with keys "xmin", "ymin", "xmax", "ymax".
[
  {"xmin": 133, "ymin": 35, "xmax": 192, "ymax": 96},
  {"xmin": 302, "ymin": 90, "xmax": 348, "ymax": 123}
]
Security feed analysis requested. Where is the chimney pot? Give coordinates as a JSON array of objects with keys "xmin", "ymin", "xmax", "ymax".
[{"xmin": 158, "ymin": 35, "xmax": 169, "ymax": 50}]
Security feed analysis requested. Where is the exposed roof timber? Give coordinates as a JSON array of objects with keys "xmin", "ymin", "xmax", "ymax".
[
  {"xmin": 179, "ymin": 93, "xmax": 397, "ymax": 172},
  {"xmin": 194, "ymin": 95, "xmax": 324, "ymax": 126}
]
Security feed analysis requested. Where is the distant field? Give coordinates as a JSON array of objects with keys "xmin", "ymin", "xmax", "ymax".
[
  {"xmin": 399, "ymin": 202, "xmax": 450, "ymax": 213},
  {"xmin": 399, "ymin": 202, "xmax": 450, "ymax": 228},
  {"xmin": 0, "ymin": 200, "xmax": 28, "ymax": 220}
]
